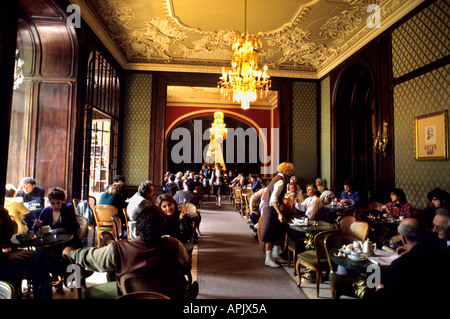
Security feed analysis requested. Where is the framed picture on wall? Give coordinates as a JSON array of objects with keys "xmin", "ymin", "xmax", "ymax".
[{"xmin": 414, "ymin": 110, "xmax": 448, "ymax": 161}]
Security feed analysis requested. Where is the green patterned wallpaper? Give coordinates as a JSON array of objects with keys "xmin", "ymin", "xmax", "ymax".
[
  {"xmin": 392, "ymin": 0, "xmax": 450, "ymax": 209},
  {"xmin": 292, "ymin": 81, "xmax": 318, "ymax": 188},
  {"xmin": 320, "ymin": 76, "xmax": 331, "ymax": 190},
  {"xmin": 393, "ymin": 66, "xmax": 449, "ymax": 209},
  {"xmin": 122, "ymin": 73, "xmax": 152, "ymax": 186},
  {"xmin": 392, "ymin": 0, "xmax": 449, "ymax": 79}
]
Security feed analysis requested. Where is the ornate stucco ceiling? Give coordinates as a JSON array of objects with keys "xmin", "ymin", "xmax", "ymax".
[{"xmin": 71, "ymin": 0, "xmax": 424, "ymax": 79}]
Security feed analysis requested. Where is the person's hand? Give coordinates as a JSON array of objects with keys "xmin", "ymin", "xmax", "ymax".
[
  {"xmin": 8, "ymin": 250, "xmax": 32, "ymax": 261},
  {"xmin": 34, "ymin": 220, "xmax": 43, "ymax": 228},
  {"xmin": 179, "ymin": 206, "xmax": 188, "ymax": 218},
  {"xmin": 278, "ymin": 213, "xmax": 285, "ymax": 223},
  {"xmin": 396, "ymin": 245, "xmax": 408, "ymax": 256},
  {"xmin": 62, "ymin": 246, "xmax": 76, "ymax": 260}
]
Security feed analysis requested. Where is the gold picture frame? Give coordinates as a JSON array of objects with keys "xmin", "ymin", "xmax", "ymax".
[{"xmin": 414, "ymin": 110, "xmax": 448, "ymax": 161}]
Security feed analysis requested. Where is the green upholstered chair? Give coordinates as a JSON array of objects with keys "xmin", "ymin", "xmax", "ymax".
[{"xmin": 295, "ymin": 229, "xmax": 340, "ymax": 297}]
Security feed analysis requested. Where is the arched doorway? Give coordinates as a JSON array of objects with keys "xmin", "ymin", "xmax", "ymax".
[
  {"xmin": 166, "ymin": 115, "xmax": 263, "ymax": 176},
  {"xmin": 332, "ymin": 63, "xmax": 375, "ymax": 205}
]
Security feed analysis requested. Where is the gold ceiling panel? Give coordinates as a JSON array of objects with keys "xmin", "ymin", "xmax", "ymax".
[{"xmin": 71, "ymin": 0, "xmax": 424, "ymax": 78}]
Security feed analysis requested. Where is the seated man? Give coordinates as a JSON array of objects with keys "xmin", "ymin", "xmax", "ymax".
[
  {"xmin": 0, "ymin": 208, "xmax": 65, "ymax": 299},
  {"xmin": 174, "ymin": 179, "xmax": 200, "ymax": 208},
  {"xmin": 375, "ymin": 218, "xmax": 449, "ymax": 299},
  {"xmin": 127, "ymin": 180, "xmax": 154, "ymax": 238},
  {"xmin": 15, "ymin": 177, "xmax": 45, "ymax": 228},
  {"xmin": 335, "ymin": 179, "xmax": 360, "ymax": 207},
  {"xmin": 62, "ymin": 205, "xmax": 198, "ymax": 299},
  {"xmin": 294, "ymin": 183, "xmax": 322, "ymax": 220}
]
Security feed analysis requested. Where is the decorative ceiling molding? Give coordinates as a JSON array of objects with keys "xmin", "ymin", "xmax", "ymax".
[{"xmin": 70, "ymin": 0, "xmax": 425, "ymax": 79}]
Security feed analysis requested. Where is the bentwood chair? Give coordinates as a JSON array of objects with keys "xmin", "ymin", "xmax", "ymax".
[
  {"xmin": 116, "ymin": 291, "xmax": 171, "ymax": 299},
  {"xmin": 233, "ymin": 188, "xmax": 243, "ymax": 212},
  {"xmin": 92, "ymin": 205, "xmax": 118, "ymax": 247},
  {"xmin": 0, "ymin": 281, "xmax": 15, "ymax": 299},
  {"xmin": 241, "ymin": 189, "xmax": 253, "ymax": 219},
  {"xmin": 324, "ymin": 232, "xmax": 361, "ymax": 299},
  {"xmin": 118, "ymin": 271, "xmax": 187, "ymax": 299},
  {"xmin": 339, "ymin": 215, "xmax": 356, "ymax": 235},
  {"xmin": 295, "ymin": 229, "xmax": 340, "ymax": 297},
  {"xmin": 350, "ymin": 221, "xmax": 369, "ymax": 241}
]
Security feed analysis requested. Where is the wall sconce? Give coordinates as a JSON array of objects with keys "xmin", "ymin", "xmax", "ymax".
[
  {"xmin": 373, "ymin": 121, "xmax": 389, "ymax": 157},
  {"xmin": 14, "ymin": 49, "xmax": 24, "ymax": 90}
]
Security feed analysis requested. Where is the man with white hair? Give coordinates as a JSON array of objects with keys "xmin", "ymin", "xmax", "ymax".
[
  {"xmin": 432, "ymin": 206, "xmax": 450, "ymax": 259},
  {"xmin": 375, "ymin": 218, "xmax": 448, "ymax": 299}
]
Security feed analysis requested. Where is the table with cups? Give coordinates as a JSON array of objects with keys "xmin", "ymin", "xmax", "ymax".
[
  {"xmin": 10, "ymin": 228, "xmax": 74, "ymax": 250},
  {"xmin": 288, "ymin": 218, "xmax": 335, "ymax": 250}
]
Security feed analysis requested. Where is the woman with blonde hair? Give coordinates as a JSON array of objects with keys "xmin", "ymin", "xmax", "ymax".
[{"xmin": 260, "ymin": 162, "xmax": 295, "ymax": 267}]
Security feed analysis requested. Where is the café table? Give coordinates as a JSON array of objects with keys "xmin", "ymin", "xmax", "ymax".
[
  {"xmin": 328, "ymin": 247, "xmax": 396, "ymax": 298},
  {"xmin": 10, "ymin": 232, "xmax": 74, "ymax": 250},
  {"xmin": 287, "ymin": 220, "xmax": 335, "ymax": 281},
  {"xmin": 288, "ymin": 220, "xmax": 335, "ymax": 250}
]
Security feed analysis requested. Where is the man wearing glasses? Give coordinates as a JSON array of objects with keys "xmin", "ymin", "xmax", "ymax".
[{"xmin": 432, "ymin": 206, "xmax": 450, "ymax": 260}]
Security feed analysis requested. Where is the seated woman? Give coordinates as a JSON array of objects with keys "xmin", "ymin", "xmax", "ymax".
[
  {"xmin": 285, "ymin": 182, "xmax": 304, "ymax": 202},
  {"xmin": 35, "ymin": 187, "xmax": 82, "ymax": 248},
  {"xmin": 99, "ymin": 183, "xmax": 127, "ymax": 225},
  {"xmin": 4, "ymin": 183, "xmax": 30, "ymax": 233},
  {"xmin": 294, "ymin": 183, "xmax": 323, "ymax": 220},
  {"xmin": 378, "ymin": 188, "xmax": 413, "ymax": 219},
  {"xmin": 156, "ymin": 194, "xmax": 194, "ymax": 254}
]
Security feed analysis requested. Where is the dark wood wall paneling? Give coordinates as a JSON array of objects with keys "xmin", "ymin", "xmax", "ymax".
[
  {"xmin": 0, "ymin": 0, "xmax": 20, "ymax": 205},
  {"xmin": 8, "ymin": 0, "xmax": 78, "ymax": 198}
]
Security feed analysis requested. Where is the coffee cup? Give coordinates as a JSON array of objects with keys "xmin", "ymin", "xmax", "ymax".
[
  {"xmin": 41, "ymin": 225, "xmax": 51, "ymax": 234},
  {"xmin": 353, "ymin": 240, "xmax": 362, "ymax": 250},
  {"xmin": 350, "ymin": 250, "xmax": 361, "ymax": 260}
]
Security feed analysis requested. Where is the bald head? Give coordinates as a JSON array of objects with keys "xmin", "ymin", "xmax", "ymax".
[{"xmin": 398, "ymin": 218, "xmax": 423, "ymax": 244}]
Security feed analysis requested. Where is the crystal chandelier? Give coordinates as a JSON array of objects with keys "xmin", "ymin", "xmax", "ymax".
[
  {"xmin": 14, "ymin": 49, "xmax": 24, "ymax": 90},
  {"xmin": 218, "ymin": 0, "xmax": 271, "ymax": 110},
  {"xmin": 209, "ymin": 111, "xmax": 227, "ymax": 143}
]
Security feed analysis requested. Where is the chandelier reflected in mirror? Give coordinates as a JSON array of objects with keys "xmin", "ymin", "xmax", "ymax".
[
  {"xmin": 14, "ymin": 49, "xmax": 24, "ymax": 90},
  {"xmin": 209, "ymin": 111, "xmax": 227, "ymax": 143},
  {"xmin": 218, "ymin": 0, "xmax": 271, "ymax": 110}
]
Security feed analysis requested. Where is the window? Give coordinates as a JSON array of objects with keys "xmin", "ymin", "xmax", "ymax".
[{"xmin": 82, "ymin": 51, "xmax": 121, "ymax": 199}]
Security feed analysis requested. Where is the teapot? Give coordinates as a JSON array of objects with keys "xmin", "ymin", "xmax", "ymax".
[{"xmin": 362, "ymin": 239, "xmax": 377, "ymax": 255}]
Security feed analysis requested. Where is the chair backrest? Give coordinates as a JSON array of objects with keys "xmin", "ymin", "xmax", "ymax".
[
  {"xmin": 339, "ymin": 215, "xmax": 356, "ymax": 234},
  {"xmin": 324, "ymin": 232, "xmax": 358, "ymax": 271},
  {"xmin": 0, "ymin": 281, "xmax": 15, "ymax": 299},
  {"xmin": 350, "ymin": 221, "xmax": 369, "ymax": 241},
  {"xmin": 116, "ymin": 291, "xmax": 171, "ymax": 299},
  {"xmin": 88, "ymin": 196, "xmax": 97, "ymax": 210},
  {"xmin": 314, "ymin": 229, "xmax": 340, "ymax": 262},
  {"xmin": 111, "ymin": 214, "xmax": 125, "ymax": 240},
  {"xmin": 119, "ymin": 271, "xmax": 187, "ymax": 299},
  {"xmin": 234, "ymin": 188, "xmax": 242, "ymax": 202},
  {"xmin": 93, "ymin": 205, "xmax": 118, "ymax": 227},
  {"xmin": 76, "ymin": 215, "xmax": 89, "ymax": 242}
]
